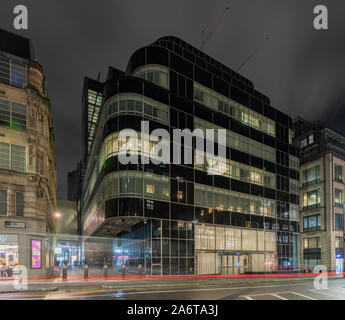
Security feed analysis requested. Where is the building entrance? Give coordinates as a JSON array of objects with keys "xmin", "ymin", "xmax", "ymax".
[{"xmin": 217, "ymin": 252, "xmax": 249, "ymax": 275}]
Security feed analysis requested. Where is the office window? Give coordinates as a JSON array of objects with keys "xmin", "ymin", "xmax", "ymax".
[
  {"xmin": 0, "ymin": 142, "xmax": 10, "ymax": 170},
  {"xmin": 133, "ymin": 65, "xmax": 169, "ymax": 89},
  {"xmin": 335, "ymin": 213, "xmax": 343, "ymax": 231},
  {"xmin": 334, "ymin": 164, "xmax": 343, "ymax": 182},
  {"xmin": 11, "ymin": 145, "xmax": 26, "ymax": 173},
  {"xmin": 303, "ymin": 215, "xmax": 321, "ymax": 232},
  {"xmin": 195, "ymin": 117, "xmax": 276, "ymax": 163},
  {"xmin": 193, "ymin": 82, "xmax": 275, "ymax": 137},
  {"xmin": 289, "ymin": 180, "xmax": 299, "ymax": 195},
  {"xmin": 303, "ymin": 165, "xmax": 320, "ymax": 186},
  {"xmin": 146, "ymin": 200, "xmax": 154, "ymax": 210},
  {"xmin": 336, "ymin": 237, "xmax": 343, "ymax": 249},
  {"xmin": 308, "ymin": 134, "xmax": 314, "ymax": 144},
  {"xmin": 146, "ymin": 184, "xmax": 154, "ymax": 194},
  {"xmin": 303, "ymin": 189, "xmax": 321, "ymax": 209},
  {"xmin": 0, "ymin": 190, "xmax": 7, "ymax": 215},
  {"xmin": 300, "ymin": 138, "xmax": 307, "ymax": 149},
  {"xmin": 0, "ymin": 55, "xmax": 27, "ymax": 88},
  {"xmin": 88, "ymin": 89, "xmax": 102, "ymax": 106},
  {"xmin": 289, "ymin": 205, "xmax": 299, "ymax": 221},
  {"xmin": 0, "ymin": 98, "xmax": 26, "ymax": 130},
  {"xmin": 15, "ymin": 191, "xmax": 24, "ymax": 217},
  {"xmin": 289, "ymin": 156, "xmax": 299, "ymax": 170},
  {"xmin": 105, "ymin": 94, "xmax": 169, "ymax": 125},
  {"xmin": 334, "ymin": 189, "xmax": 343, "ymax": 207},
  {"xmin": 304, "ymin": 237, "xmax": 321, "ymax": 249},
  {"xmin": 0, "ymin": 142, "xmax": 26, "ymax": 173},
  {"xmin": 288, "ymin": 129, "xmax": 294, "ymax": 145}
]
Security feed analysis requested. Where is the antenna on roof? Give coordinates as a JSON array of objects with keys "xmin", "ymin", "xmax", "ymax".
[
  {"xmin": 97, "ymin": 72, "xmax": 101, "ymax": 81},
  {"xmin": 236, "ymin": 36, "xmax": 270, "ymax": 72},
  {"xmin": 200, "ymin": 7, "xmax": 230, "ymax": 50}
]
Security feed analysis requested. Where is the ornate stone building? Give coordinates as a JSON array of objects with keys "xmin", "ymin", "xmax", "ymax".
[{"xmin": 0, "ymin": 29, "xmax": 56, "ymax": 276}]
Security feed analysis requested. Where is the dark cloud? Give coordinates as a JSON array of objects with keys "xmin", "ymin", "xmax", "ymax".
[{"xmin": 1, "ymin": 0, "xmax": 344, "ymax": 197}]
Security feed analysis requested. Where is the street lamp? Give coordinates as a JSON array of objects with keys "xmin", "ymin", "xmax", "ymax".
[{"xmin": 54, "ymin": 212, "xmax": 62, "ymax": 218}]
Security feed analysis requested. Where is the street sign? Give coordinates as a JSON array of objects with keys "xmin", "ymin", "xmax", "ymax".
[{"xmin": 5, "ymin": 221, "xmax": 26, "ymax": 229}]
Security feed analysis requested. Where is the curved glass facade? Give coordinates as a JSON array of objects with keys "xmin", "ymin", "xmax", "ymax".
[
  {"xmin": 132, "ymin": 64, "xmax": 169, "ymax": 89},
  {"xmin": 80, "ymin": 36, "xmax": 300, "ymax": 274}
]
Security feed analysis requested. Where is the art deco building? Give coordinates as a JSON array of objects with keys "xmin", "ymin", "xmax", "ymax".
[
  {"xmin": 80, "ymin": 36, "xmax": 300, "ymax": 275},
  {"xmin": 0, "ymin": 29, "xmax": 56, "ymax": 276},
  {"xmin": 294, "ymin": 118, "xmax": 344, "ymax": 273}
]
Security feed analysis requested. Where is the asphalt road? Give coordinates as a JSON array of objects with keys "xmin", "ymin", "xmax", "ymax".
[{"xmin": 1, "ymin": 277, "xmax": 345, "ymax": 300}]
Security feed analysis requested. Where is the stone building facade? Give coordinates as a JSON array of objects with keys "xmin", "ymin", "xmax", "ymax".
[
  {"xmin": 294, "ymin": 118, "xmax": 345, "ymax": 273},
  {"xmin": 0, "ymin": 29, "xmax": 56, "ymax": 277}
]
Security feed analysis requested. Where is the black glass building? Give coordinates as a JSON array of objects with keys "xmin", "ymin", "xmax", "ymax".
[{"xmin": 80, "ymin": 36, "xmax": 300, "ymax": 275}]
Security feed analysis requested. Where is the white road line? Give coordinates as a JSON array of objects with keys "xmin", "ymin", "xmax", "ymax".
[
  {"xmin": 287, "ymin": 291, "xmax": 317, "ymax": 300},
  {"xmin": 271, "ymin": 294, "xmax": 288, "ymax": 300},
  {"xmin": 241, "ymin": 296, "xmax": 254, "ymax": 300}
]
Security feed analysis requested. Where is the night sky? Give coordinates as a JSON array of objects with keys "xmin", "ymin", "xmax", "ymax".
[{"xmin": 0, "ymin": 0, "xmax": 344, "ymax": 198}]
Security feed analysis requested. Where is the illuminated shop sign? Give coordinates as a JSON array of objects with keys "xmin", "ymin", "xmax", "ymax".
[{"xmin": 31, "ymin": 240, "xmax": 42, "ymax": 269}]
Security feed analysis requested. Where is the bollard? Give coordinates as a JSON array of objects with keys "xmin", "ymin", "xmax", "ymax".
[
  {"xmin": 121, "ymin": 263, "xmax": 126, "ymax": 280},
  {"xmin": 84, "ymin": 264, "xmax": 88, "ymax": 280},
  {"xmin": 138, "ymin": 264, "xmax": 142, "ymax": 279},
  {"xmin": 62, "ymin": 265, "xmax": 68, "ymax": 281},
  {"xmin": 104, "ymin": 264, "xmax": 108, "ymax": 279}
]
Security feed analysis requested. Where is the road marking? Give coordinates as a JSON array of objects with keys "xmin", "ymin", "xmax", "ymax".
[
  {"xmin": 271, "ymin": 294, "xmax": 288, "ymax": 300},
  {"xmin": 0, "ymin": 282, "xmax": 324, "ymax": 300},
  {"xmin": 242, "ymin": 296, "xmax": 254, "ymax": 300}
]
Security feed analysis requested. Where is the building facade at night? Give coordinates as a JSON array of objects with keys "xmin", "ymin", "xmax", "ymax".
[
  {"xmin": 80, "ymin": 36, "xmax": 300, "ymax": 275},
  {"xmin": 294, "ymin": 118, "xmax": 344, "ymax": 273},
  {"xmin": 0, "ymin": 29, "xmax": 57, "ymax": 276}
]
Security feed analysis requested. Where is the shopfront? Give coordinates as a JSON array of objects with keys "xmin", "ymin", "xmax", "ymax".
[
  {"xmin": 195, "ymin": 225, "xmax": 277, "ymax": 275},
  {"xmin": 0, "ymin": 234, "xmax": 18, "ymax": 277},
  {"xmin": 336, "ymin": 253, "xmax": 344, "ymax": 275},
  {"xmin": 55, "ymin": 240, "xmax": 81, "ymax": 267}
]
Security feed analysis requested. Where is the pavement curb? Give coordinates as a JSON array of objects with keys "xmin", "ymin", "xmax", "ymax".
[
  {"xmin": 100, "ymin": 278, "xmax": 309, "ymax": 290},
  {"xmin": 0, "ymin": 286, "xmax": 59, "ymax": 294}
]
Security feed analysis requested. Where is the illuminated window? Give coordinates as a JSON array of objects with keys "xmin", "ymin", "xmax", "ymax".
[
  {"xmin": 163, "ymin": 187, "xmax": 169, "ymax": 198},
  {"xmin": 193, "ymin": 82, "xmax": 276, "ymax": 137},
  {"xmin": 146, "ymin": 184, "xmax": 154, "ymax": 194},
  {"xmin": 334, "ymin": 189, "xmax": 343, "ymax": 207},
  {"xmin": 336, "ymin": 237, "xmax": 343, "ymax": 248},
  {"xmin": 250, "ymin": 171, "xmax": 262, "ymax": 185},
  {"xmin": 177, "ymin": 190, "xmax": 183, "ymax": 200},
  {"xmin": 303, "ymin": 189, "xmax": 321, "ymax": 209}
]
